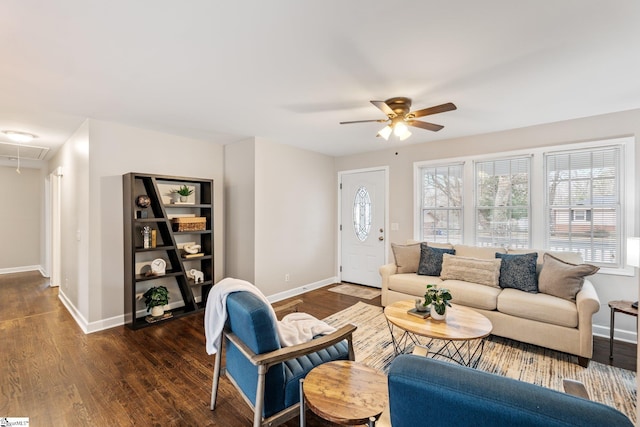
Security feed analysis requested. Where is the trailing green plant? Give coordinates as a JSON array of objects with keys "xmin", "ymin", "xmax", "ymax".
[
  {"xmin": 142, "ymin": 286, "xmax": 169, "ymax": 312},
  {"xmin": 171, "ymin": 185, "xmax": 194, "ymax": 197},
  {"xmin": 424, "ymin": 284, "xmax": 452, "ymax": 315}
]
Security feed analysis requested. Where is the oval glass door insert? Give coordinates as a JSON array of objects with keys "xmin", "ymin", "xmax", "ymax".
[{"xmin": 353, "ymin": 186, "xmax": 372, "ymax": 241}]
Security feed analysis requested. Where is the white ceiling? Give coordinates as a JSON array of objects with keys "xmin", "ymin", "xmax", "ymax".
[{"xmin": 1, "ymin": 1, "xmax": 639, "ymax": 158}]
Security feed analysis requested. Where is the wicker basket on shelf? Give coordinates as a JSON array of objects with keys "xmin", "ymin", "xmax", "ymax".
[{"xmin": 172, "ymin": 217, "xmax": 206, "ymax": 232}]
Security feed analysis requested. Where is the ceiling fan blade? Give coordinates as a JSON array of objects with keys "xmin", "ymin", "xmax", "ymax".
[
  {"xmin": 407, "ymin": 120, "xmax": 444, "ymax": 132},
  {"xmin": 410, "ymin": 102, "xmax": 457, "ymax": 118},
  {"xmin": 370, "ymin": 100, "xmax": 396, "ymax": 117},
  {"xmin": 339, "ymin": 119, "xmax": 388, "ymax": 124}
]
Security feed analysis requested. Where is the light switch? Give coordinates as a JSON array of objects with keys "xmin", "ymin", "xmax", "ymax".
[{"xmin": 391, "ymin": 223, "xmax": 399, "ymax": 231}]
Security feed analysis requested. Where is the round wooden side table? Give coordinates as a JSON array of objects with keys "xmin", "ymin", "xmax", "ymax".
[
  {"xmin": 608, "ymin": 300, "xmax": 638, "ymax": 359},
  {"xmin": 300, "ymin": 360, "xmax": 387, "ymax": 427}
]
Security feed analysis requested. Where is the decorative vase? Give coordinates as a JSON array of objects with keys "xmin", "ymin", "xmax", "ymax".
[
  {"xmin": 151, "ymin": 306, "xmax": 164, "ymax": 317},
  {"xmin": 431, "ymin": 306, "xmax": 446, "ymax": 321},
  {"xmin": 180, "ymin": 195, "xmax": 188, "ymax": 202}
]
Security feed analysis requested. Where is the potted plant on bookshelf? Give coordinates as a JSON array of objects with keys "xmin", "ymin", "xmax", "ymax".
[
  {"xmin": 171, "ymin": 185, "xmax": 194, "ymax": 202},
  {"xmin": 143, "ymin": 286, "xmax": 170, "ymax": 317},
  {"xmin": 424, "ymin": 284, "xmax": 452, "ymax": 321}
]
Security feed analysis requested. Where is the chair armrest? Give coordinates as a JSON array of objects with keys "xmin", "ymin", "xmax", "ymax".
[
  {"xmin": 226, "ymin": 323, "xmax": 357, "ymax": 370},
  {"xmin": 273, "ymin": 299, "xmax": 303, "ymax": 318},
  {"xmin": 253, "ymin": 324, "xmax": 357, "ymax": 369}
]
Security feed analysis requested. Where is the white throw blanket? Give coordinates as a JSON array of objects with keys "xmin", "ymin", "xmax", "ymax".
[{"xmin": 204, "ymin": 277, "xmax": 336, "ymax": 355}]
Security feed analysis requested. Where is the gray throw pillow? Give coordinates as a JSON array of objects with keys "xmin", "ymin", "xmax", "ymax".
[
  {"xmin": 391, "ymin": 243, "xmax": 421, "ymax": 273},
  {"xmin": 418, "ymin": 243, "xmax": 456, "ymax": 276},
  {"xmin": 496, "ymin": 252, "xmax": 538, "ymax": 293},
  {"xmin": 538, "ymin": 253, "xmax": 599, "ymax": 301}
]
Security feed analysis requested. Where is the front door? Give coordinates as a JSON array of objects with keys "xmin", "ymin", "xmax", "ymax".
[{"xmin": 340, "ymin": 169, "xmax": 386, "ymax": 287}]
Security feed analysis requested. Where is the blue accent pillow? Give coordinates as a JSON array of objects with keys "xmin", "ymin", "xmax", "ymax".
[
  {"xmin": 495, "ymin": 252, "xmax": 538, "ymax": 293},
  {"xmin": 418, "ymin": 243, "xmax": 455, "ymax": 276}
]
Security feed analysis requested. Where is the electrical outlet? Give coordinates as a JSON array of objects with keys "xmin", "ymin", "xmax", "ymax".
[{"xmin": 285, "ymin": 274, "xmax": 290, "ymax": 282}]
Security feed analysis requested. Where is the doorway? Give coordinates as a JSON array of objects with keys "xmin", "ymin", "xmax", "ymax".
[{"xmin": 339, "ymin": 168, "xmax": 387, "ymax": 287}]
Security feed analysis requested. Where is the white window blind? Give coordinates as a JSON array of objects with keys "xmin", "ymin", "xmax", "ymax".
[
  {"xmin": 475, "ymin": 157, "xmax": 530, "ymax": 248},
  {"xmin": 545, "ymin": 146, "xmax": 621, "ymax": 266},
  {"xmin": 419, "ymin": 164, "xmax": 463, "ymax": 244}
]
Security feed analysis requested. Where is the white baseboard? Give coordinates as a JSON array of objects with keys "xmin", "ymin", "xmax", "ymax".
[
  {"xmin": 0, "ymin": 265, "xmax": 44, "ymax": 275},
  {"xmin": 59, "ymin": 291, "xmax": 205, "ymax": 334},
  {"xmin": 266, "ymin": 276, "xmax": 337, "ymax": 303},
  {"xmin": 593, "ymin": 323, "xmax": 637, "ymax": 344}
]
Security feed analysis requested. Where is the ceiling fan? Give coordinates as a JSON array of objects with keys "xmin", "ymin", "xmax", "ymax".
[{"xmin": 340, "ymin": 97, "xmax": 456, "ymax": 141}]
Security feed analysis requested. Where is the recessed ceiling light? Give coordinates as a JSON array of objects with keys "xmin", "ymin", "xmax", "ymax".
[{"xmin": 2, "ymin": 130, "xmax": 38, "ymax": 143}]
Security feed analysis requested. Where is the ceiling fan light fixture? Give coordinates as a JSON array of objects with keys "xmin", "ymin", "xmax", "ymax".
[
  {"xmin": 399, "ymin": 129, "xmax": 412, "ymax": 141},
  {"xmin": 377, "ymin": 125, "xmax": 392, "ymax": 140},
  {"xmin": 2, "ymin": 130, "xmax": 38, "ymax": 143},
  {"xmin": 393, "ymin": 122, "xmax": 411, "ymax": 140}
]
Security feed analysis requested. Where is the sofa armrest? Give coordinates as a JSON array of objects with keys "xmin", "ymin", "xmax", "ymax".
[
  {"xmin": 575, "ymin": 279, "xmax": 600, "ymax": 360},
  {"xmin": 379, "ymin": 263, "xmax": 397, "ymax": 297},
  {"xmin": 576, "ymin": 280, "xmax": 600, "ymax": 324}
]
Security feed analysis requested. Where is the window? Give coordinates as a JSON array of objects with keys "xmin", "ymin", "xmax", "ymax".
[
  {"xmin": 475, "ymin": 157, "xmax": 530, "ymax": 248},
  {"xmin": 545, "ymin": 146, "xmax": 621, "ymax": 266},
  {"xmin": 415, "ymin": 137, "xmax": 633, "ymax": 272},
  {"xmin": 418, "ymin": 164, "xmax": 463, "ymax": 244}
]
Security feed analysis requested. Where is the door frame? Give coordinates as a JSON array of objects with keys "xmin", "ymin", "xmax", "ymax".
[{"xmin": 337, "ymin": 166, "xmax": 389, "ymax": 283}]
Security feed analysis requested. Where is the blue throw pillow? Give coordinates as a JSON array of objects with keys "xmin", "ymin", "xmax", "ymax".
[
  {"xmin": 496, "ymin": 252, "xmax": 538, "ymax": 293},
  {"xmin": 418, "ymin": 243, "xmax": 455, "ymax": 276}
]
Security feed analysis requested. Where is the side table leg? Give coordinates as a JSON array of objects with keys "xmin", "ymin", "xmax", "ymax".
[
  {"xmin": 368, "ymin": 416, "xmax": 376, "ymax": 427},
  {"xmin": 299, "ymin": 379, "xmax": 306, "ymax": 427},
  {"xmin": 609, "ymin": 306, "xmax": 615, "ymax": 360}
]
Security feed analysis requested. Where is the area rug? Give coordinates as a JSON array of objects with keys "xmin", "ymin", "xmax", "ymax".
[
  {"xmin": 323, "ymin": 301, "xmax": 637, "ymax": 423},
  {"xmin": 327, "ymin": 284, "xmax": 381, "ymax": 300}
]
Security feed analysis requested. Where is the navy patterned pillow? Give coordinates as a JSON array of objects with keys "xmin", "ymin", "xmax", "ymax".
[
  {"xmin": 418, "ymin": 243, "xmax": 456, "ymax": 276},
  {"xmin": 496, "ymin": 252, "xmax": 538, "ymax": 293}
]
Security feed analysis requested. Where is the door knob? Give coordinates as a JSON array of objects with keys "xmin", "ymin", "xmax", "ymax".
[{"xmin": 379, "ymin": 236, "xmax": 384, "ymax": 241}]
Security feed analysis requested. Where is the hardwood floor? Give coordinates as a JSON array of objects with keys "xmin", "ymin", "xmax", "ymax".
[{"xmin": 0, "ymin": 272, "xmax": 635, "ymax": 426}]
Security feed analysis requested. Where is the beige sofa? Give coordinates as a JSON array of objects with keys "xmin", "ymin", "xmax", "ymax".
[{"xmin": 380, "ymin": 242, "xmax": 601, "ymax": 366}]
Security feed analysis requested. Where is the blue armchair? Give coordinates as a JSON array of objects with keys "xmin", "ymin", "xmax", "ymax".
[
  {"xmin": 388, "ymin": 354, "xmax": 632, "ymax": 427},
  {"xmin": 210, "ymin": 291, "xmax": 356, "ymax": 427}
]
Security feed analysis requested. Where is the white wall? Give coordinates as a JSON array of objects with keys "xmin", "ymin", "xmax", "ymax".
[
  {"xmin": 254, "ymin": 138, "xmax": 336, "ymax": 296},
  {"xmin": 50, "ymin": 119, "xmax": 225, "ymax": 331},
  {"xmin": 0, "ymin": 165, "xmax": 42, "ymax": 271},
  {"xmin": 335, "ymin": 108, "xmax": 640, "ymax": 342},
  {"xmin": 48, "ymin": 120, "xmax": 90, "ymax": 318},
  {"xmin": 223, "ymin": 138, "xmax": 337, "ymax": 297},
  {"xmin": 224, "ymin": 139, "xmax": 256, "ymax": 282}
]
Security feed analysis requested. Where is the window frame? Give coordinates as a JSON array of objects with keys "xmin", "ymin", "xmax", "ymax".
[
  {"xmin": 415, "ymin": 162, "xmax": 465, "ymax": 244},
  {"xmin": 414, "ymin": 136, "xmax": 635, "ymax": 276}
]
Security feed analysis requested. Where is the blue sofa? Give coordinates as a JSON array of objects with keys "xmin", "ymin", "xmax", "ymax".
[{"xmin": 388, "ymin": 355, "xmax": 632, "ymax": 427}]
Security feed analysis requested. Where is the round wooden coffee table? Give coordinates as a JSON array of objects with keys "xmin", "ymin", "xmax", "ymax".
[
  {"xmin": 384, "ymin": 300, "xmax": 493, "ymax": 368},
  {"xmin": 300, "ymin": 360, "xmax": 387, "ymax": 427}
]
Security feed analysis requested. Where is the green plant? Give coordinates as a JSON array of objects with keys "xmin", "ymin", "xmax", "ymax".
[
  {"xmin": 142, "ymin": 286, "xmax": 169, "ymax": 312},
  {"xmin": 171, "ymin": 185, "xmax": 194, "ymax": 197},
  {"xmin": 424, "ymin": 284, "xmax": 452, "ymax": 315}
]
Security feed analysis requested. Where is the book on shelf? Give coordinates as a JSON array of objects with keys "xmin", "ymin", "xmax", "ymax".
[{"xmin": 407, "ymin": 308, "xmax": 430, "ymax": 319}]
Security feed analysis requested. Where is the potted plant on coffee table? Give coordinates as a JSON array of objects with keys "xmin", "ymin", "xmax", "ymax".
[
  {"xmin": 424, "ymin": 284, "xmax": 452, "ymax": 321},
  {"xmin": 143, "ymin": 286, "xmax": 170, "ymax": 317}
]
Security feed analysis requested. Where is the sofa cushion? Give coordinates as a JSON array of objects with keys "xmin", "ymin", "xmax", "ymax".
[
  {"xmin": 391, "ymin": 243, "xmax": 421, "ymax": 273},
  {"xmin": 497, "ymin": 288, "xmax": 578, "ymax": 328},
  {"xmin": 495, "ymin": 252, "xmax": 538, "ymax": 293},
  {"xmin": 453, "ymin": 244, "xmax": 506, "ymax": 260},
  {"xmin": 440, "ymin": 279, "xmax": 501, "ymax": 310},
  {"xmin": 387, "ymin": 273, "xmax": 442, "ymax": 296},
  {"xmin": 418, "ymin": 243, "xmax": 456, "ymax": 276},
  {"xmin": 440, "ymin": 254, "xmax": 502, "ymax": 288},
  {"xmin": 507, "ymin": 248, "xmax": 584, "ymax": 276},
  {"xmin": 538, "ymin": 253, "xmax": 599, "ymax": 301}
]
